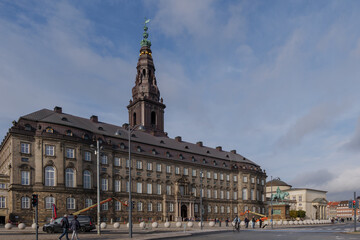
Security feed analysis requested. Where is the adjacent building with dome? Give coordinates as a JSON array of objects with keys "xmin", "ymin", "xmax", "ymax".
[
  {"xmin": 266, "ymin": 178, "xmax": 327, "ymax": 220},
  {"xmin": 0, "ymin": 23, "xmax": 267, "ymax": 225}
]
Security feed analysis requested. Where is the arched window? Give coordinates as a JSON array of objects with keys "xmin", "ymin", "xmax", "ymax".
[
  {"xmin": 45, "ymin": 196, "xmax": 55, "ymax": 209},
  {"xmin": 133, "ymin": 113, "xmax": 137, "ymax": 125},
  {"xmin": 83, "ymin": 170, "xmax": 91, "ymax": 189},
  {"xmin": 45, "ymin": 166, "xmax": 55, "ymax": 186},
  {"xmin": 151, "ymin": 111, "xmax": 156, "ymax": 125},
  {"xmin": 65, "ymin": 169, "xmax": 75, "ymax": 188},
  {"xmin": 21, "ymin": 197, "xmax": 30, "ymax": 209}
]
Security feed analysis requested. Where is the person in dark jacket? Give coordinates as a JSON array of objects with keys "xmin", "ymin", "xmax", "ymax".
[
  {"xmin": 70, "ymin": 215, "xmax": 81, "ymax": 240},
  {"xmin": 245, "ymin": 217, "xmax": 249, "ymax": 228},
  {"xmin": 59, "ymin": 214, "xmax": 70, "ymax": 240}
]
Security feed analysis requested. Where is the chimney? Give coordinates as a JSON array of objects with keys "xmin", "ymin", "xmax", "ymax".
[
  {"xmin": 175, "ymin": 136, "xmax": 182, "ymax": 142},
  {"xmin": 196, "ymin": 141, "xmax": 203, "ymax": 147},
  {"xmin": 216, "ymin": 146, "xmax": 222, "ymax": 151},
  {"xmin": 230, "ymin": 150, "xmax": 237, "ymax": 154},
  {"xmin": 90, "ymin": 115, "xmax": 98, "ymax": 123},
  {"xmin": 54, "ymin": 106, "xmax": 62, "ymax": 113}
]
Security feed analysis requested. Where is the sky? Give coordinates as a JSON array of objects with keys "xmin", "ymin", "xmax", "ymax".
[{"xmin": 1, "ymin": 0, "xmax": 360, "ymax": 201}]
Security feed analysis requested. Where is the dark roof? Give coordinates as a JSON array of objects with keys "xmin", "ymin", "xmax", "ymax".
[
  {"xmin": 20, "ymin": 108, "xmax": 259, "ymax": 166},
  {"xmin": 266, "ymin": 179, "xmax": 291, "ymax": 187}
]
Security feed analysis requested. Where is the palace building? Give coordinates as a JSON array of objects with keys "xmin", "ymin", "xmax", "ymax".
[{"xmin": 0, "ymin": 23, "xmax": 267, "ymax": 225}]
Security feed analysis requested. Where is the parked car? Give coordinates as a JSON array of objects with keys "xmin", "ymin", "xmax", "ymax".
[{"xmin": 42, "ymin": 215, "xmax": 95, "ymax": 233}]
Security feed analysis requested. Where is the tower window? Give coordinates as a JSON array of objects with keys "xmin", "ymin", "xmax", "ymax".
[
  {"xmin": 133, "ymin": 113, "xmax": 137, "ymax": 125},
  {"xmin": 151, "ymin": 112, "xmax": 156, "ymax": 125}
]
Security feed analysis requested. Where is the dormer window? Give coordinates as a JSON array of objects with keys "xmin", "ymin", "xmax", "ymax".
[
  {"xmin": 166, "ymin": 152, "xmax": 171, "ymax": 158},
  {"xmin": 203, "ymin": 159, "xmax": 207, "ymax": 164},
  {"xmin": 223, "ymin": 163, "xmax": 227, "ymax": 167},
  {"xmin": 83, "ymin": 134, "xmax": 89, "ymax": 140},
  {"xmin": 120, "ymin": 143, "xmax": 125, "ymax": 149},
  {"xmin": 185, "ymin": 146, "xmax": 189, "ymax": 149},
  {"xmin": 24, "ymin": 124, "xmax": 32, "ymax": 131},
  {"xmin": 160, "ymin": 140, "xmax": 165, "ymax": 144},
  {"xmin": 61, "ymin": 117, "xmax": 68, "ymax": 121},
  {"xmin": 137, "ymin": 146, "xmax": 142, "ymax": 152},
  {"xmin": 152, "ymin": 149, "xmax": 157, "ymax": 155},
  {"xmin": 206, "ymin": 150, "xmax": 210, "ymax": 154},
  {"xmin": 179, "ymin": 154, "xmax": 184, "ymax": 160},
  {"xmin": 191, "ymin": 156, "xmax": 196, "ymax": 162},
  {"xmin": 45, "ymin": 127, "xmax": 54, "ymax": 133},
  {"xmin": 66, "ymin": 130, "xmax": 73, "ymax": 136},
  {"xmin": 226, "ymin": 155, "xmax": 229, "ymax": 158},
  {"xmin": 213, "ymin": 160, "xmax": 217, "ymax": 166},
  {"xmin": 98, "ymin": 127, "xmax": 104, "ymax": 131}
]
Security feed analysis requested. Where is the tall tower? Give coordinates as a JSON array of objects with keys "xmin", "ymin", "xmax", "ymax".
[{"xmin": 127, "ymin": 20, "xmax": 166, "ymax": 136}]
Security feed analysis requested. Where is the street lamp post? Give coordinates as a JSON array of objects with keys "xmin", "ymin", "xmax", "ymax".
[
  {"xmin": 91, "ymin": 140, "xmax": 102, "ymax": 235},
  {"xmin": 270, "ymin": 176, "xmax": 273, "ymax": 229},
  {"xmin": 116, "ymin": 124, "xmax": 143, "ymax": 238},
  {"xmin": 200, "ymin": 169, "xmax": 203, "ymax": 230}
]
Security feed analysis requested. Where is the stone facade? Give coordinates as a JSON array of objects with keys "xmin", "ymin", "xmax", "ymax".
[{"xmin": 0, "ymin": 26, "xmax": 267, "ymax": 225}]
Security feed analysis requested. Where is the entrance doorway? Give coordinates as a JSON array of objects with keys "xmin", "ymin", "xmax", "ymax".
[
  {"xmin": 0, "ymin": 216, "xmax": 5, "ymax": 225},
  {"xmin": 181, "ymin": 205, "xmax": 187, "ymax": 219}
]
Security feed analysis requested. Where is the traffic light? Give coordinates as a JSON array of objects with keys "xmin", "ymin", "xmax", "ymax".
[
  {"xmin": 353, "ymin": 200, "xmax": 356, "ymax": 208},
  {"xmin": 32, "ymin": 194, "xmax": 38, "ymax": 207}
]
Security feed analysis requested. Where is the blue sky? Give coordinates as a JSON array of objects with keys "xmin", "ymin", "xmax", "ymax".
[{"xmin": 1, "ymin": 0, "xmax": 360, "ymax": 201}]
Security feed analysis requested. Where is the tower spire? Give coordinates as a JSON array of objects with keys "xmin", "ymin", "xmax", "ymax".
[{"xmin": 127, "ymin": 20, "xmax": 166, "ymax": 137}]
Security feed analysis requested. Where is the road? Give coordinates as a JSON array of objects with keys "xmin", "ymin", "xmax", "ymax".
[{"xmin": 167, "ymin": 223, "xmax": 360, "ymax": 240}]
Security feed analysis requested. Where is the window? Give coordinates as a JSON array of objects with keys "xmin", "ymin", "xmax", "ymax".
[
  {"xmin": 126, "ymin": 181, "xmax": 129, "ymax": 192},
  {"xmin": 136, "ymin": 160, "xmax": 142, "ymax": 169},
  {"xmin": 226, "ymin": 174, "xmax": 230, "ymax": 181},
  {"xmin": 65, "ymin": 169, "xmax": 75, "ymax": 188},
  {"xmin": 45, "ymin": 166, "xmax": 55, "ymax": 186},
  {"xmin": 147, "ymin": 162, "xmax": 153, "ymax": 171},
  {"xmin": 233, "ymin": 175, "xmax": 237, "ymax": 182},
  {"xmin": 101, "ymin": 155, "xmax": 108, "ymax": 164},
  {"xmin": 243, "ymin": 176, "xmax": 248, "ymax": 183},
  {"xmin": 137, "ymin": 182, "xmax": 142, "ymax": 193},
  {"xmin": 115, "ymin": 201, "xmax": 121, "ymax": 211},
  {"xmin": 169, "ymin": 203, "xmax": 174, "ymax": 212},
  {"xmin": 0, "ymin": 184, "xmax": 6, "ymax": 189},
  {"xmin": 220, "ymin": 173, "xmax": 224, "ymax": 181},
  {"xmin": 242, "ymin": 188, "xmax": 248, "ymax": 200},
  {"xmin": 0, "ymin": 197, "xmax": 5, "ymax": 208},
  {"xmin": 226, "ymin": 191, "xmax": 230, "ymax": 200},
  {"xmin": 262, "ymin": 194, "xmax": 265, "ymax": 202},
  {"xmin": 83, "ymin": 170, "xmax": 91, "ymax": 189},
  {"xmin": 66, "ymin": 148, "xmax": 75, "ymax": 158},
  {"xmin": 184, "ymin": 168, "xmax": 188, "ymax": 175},
  {"xmin": 221, "ymin": 206, "xmax": 225, "ymax": 213},
  {"xmin": 166, "ymin": 185, "xmax": 171, "ymax": 195},
  {"xmin": 201, "ymin": 188, "xmax": 204, "ymax": 197},
  {"xmin": 85, "ymin": 199, "xmax": 93, "ymax": 208},
  {"xmin": 21, "ymin": 158, "xmax": 29, "ymax": 162},
  {"xmin": 156, "ymin": 163, "xmax": 162, "ymax": 172},
  {"xmin": 207, "ymin": 189, "xmax": 211, "ymax": 198},
  {"xmin": 244, "ymin": 205, "xmax": 248, "ymax": 211},
  {"xmin": 234, "ymin": 206, "xmax": 238, "ymax": 213},
  {"xmin": 166, "ymin": 165, "xmax": 171, "ymax": 173},
  {"xmin": 214, "ymin": 173, "xmax": 218, "ymax": 180},
  {"xmin": 45, "ymin": 145, "xmax": 55, "ymax": 156},
  {"xmin": 192, "ymin": 169, "xmax": 196, "ymax": 177},
  {"xmin": 102, "ymin": 202, "xmax": 108, "ymax": 211},
  {"xmin": 147, "ymin": 183, "xmax": 152, "ymax": 194},
  {"xmin": 157, "ymin": 203, "xmax": 162, "ymax": 212},
  {"xmin": 251, "ymin": 177, "xmax": 255, "ymax": 184},
  {"xmin": 227, "ymin": 206, "xmax": 230, "ymax": 213},
  {"xmin": 111, "ymin": 157, "xmax": 120, "ymax": 167},
  {"xmin": 21, "ymin": 171, "xmax": 30, "ymax": 185},
  {"xmin": 175, "ymin": 167, "xmax": 180, "ymax": 175},
  {"xmin": 257, "ymin": 178, "xmax": 260, "ymax": 184},
  {"xmin": 214, "ymin": 190, "xmax": 217, "ymax": 199},
  {"xmin": 21, "ymin": 197, "xmax": 30, "ymax": 209},
  {"xmin": 207, "ymin": 172, "xmax": 211, "ymax": 179},
  {"xmin": 194, "ymin": 204, "xmax": 199, "ymax": 213},
  {"xmin": 251, "ymin": 189, "xmax": 254, "ymax": 200},
  {"xmin": 148, "ymin": 203, "xmax": 153, "ymax": 212},
  {"xmin": 84, "ymin": 151, "xmax": 91, "ymax": 161},
  {"xmin": 45, "ymin": 127, "xmax": 54, "ymax": 133},
  {"xmin": 257, "ymin": 190, "xmax": 260, "ymax": 200},
  {"xmin": 192, "ymin": 187, "xmax": 196, "ymax": 196},
  {"xmin": 156, "ymin": 184, "xmax": 161, "ymax": 195},
  {"xmin": 45, "ymin": 196, "xmax": 55, "ymax": 209},
  {"xmin": 101, "ymin": 178, "xmax": 108, "ymax": 191},
  {"xmin": 234, "ymin": 191, "xmax": 238, "ymax": 200},
  {"xmin": 115, "ymin": 180, "xmax": 121, "ymax": 192},
  {"xmin": 261, "ymin": 179, "xmax": 264, "ymax": 185},
  {"xmin": 208, "ymin": 205, "xmax": 211, "ymax": 213},
  {"xmin": 252, "ymin": 206, "xmax": 256, "ymax": 212},
  {"xmin": 126, "ymin": 159, "xmax": 130, "ymax": 168},
  {"xmin": 137, "ymin": 202, "xmax": 143, "ymax": 211},
  {"xmin": 220, "ymin": 190, "xmax": 224, "ymax": 199},
  {"xmin": 21, "ymin": 143, "xmax": 30, "ymax": 154}
]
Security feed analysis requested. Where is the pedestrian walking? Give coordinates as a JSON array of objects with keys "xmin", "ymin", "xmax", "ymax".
[
  {"xmin": 252, "ymin": 217, "xmax": 255, "ymax": 228},
  {"xmin": 225, "ymin": 218, "xmax": 229, "ymax": 227},
  {"xmin": 59, "ymin": 214, "xmax": 70, "ymax": 240},
  {"xmin": 259, "ymin": 218, "xmax": 262, "ymax": 228},
  {"xmin": 245, "ymin": 217, "xmax": 249, "ymax": 228},
  {"xmin": 70, "ymin": 215, "xmax": 81, "ymax": 240}
]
